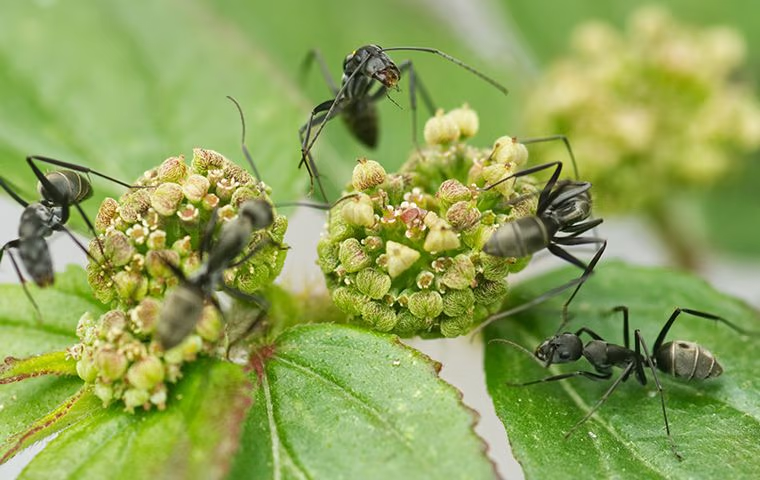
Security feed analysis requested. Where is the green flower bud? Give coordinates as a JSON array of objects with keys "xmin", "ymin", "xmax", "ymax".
[
  {"xmin": 480, "ymin": 253, "xmax": 512, "ymax": 281},
  {"xmin": 114, "ymin": 270, "xmax": 149, "ymax": 303},
  {"xmin": 352, "ymin": 158, "xmax": 387, "ymax": 191},
  {"xmin": 423, "ymin": 222, "xmax": 461, "ymax": 253},
  {"xmin": 442, "ymin": 289, "xmax": 475, "ymax": 317},
  {"xmin": 474, "ymin": 279, "xmax": 508, "ymax": 306},
  {"xmin": 442, "ymin": 254, "xmax": 476, "ymax": 290},
  {"xmin": 316, "ymin": 238, "xmax": 340, "ymax": 273},
  {"xmin": 150, "ymin": 182, "xmax": 184, "ymax": 216},
  {"xmin": 131, "ymin": 297, "xmax": 161, "ymax": 335},
  {"xmin": 363, "ymin": 236, "xmax": 383, "ymax": 252},
  {"xmin": 328, "ymin": 211, "xmax": 357, "ymax": 242},
  {"xmin": 104, "ymin": 230, "xmax": 135, "ymax": 267},
  {"xmin": 490, "ymin": 136, "xmax": 528, "ymax": 166},
  {"xmin": 361, "ymin": 301, "xmax": 397, "ymax": 332},
  {"xmin": 191, "ymin": 148, "xmax": 226, "ymax": 176},
  {"xmin": 146, "ymin": 230, "xmax": 167, "ymax": 250},
  {"xmin": 339, "ymin": 238, "xmax": 372, "ymax": 273},
  {"xmin": 182, "ymin": 174, "xmax": 210, "ymax": 203},
  {"xmin": 145, "ymin": 250, "xmax": 179, "ymax": 279},
  {"xmin": 95, "ymin": 197, "xmax": 119, "ymax": 233},
  {"xmin": 395, "ymin": 310, "xmax": 429, "ymax": 335},
  {"xmin": 94, "ymin": 383, "xmax": 115, "ymax": 406},
  {"xmin": 482, "ymin": 163, "xmax": 516, "ymax": 196},
  {"xmin": 341, "ymin": 193, "xmax": 376, "ymax": 227},
  {"xmin": 157, "ymin": 155, "xmax": 188, "ymax": 183},
  {"xmin": 95, "ymin": 348, "xmax": 128, "ymax": 382},
  {"xmin": 99, "ymin": 310, "xmax": 127, "ymax": 341},
  {"xmin": 76, "ymin": 350, "xmax": 98, "ymax": 383},
  {"xmin": 123, "ymin": 388, "xmax": 151, "ymax": 413},
  {"xmin": 440, "ymin": 315, "xmax": 472, "ymax": 338},
  {"xmin": 355, "ymin": 268, "xmax": 392, "ymax": 299},
  {"xmin": 87, "ymin": 264, "xmax": 114, "ymax": 304},
  {"xmin": 446, "ymin": 104, "xmax": 479, "ymax": 138},
  {"xmin": 408, "ymin": 290, "xmax": 444, "ymax": 319},
  {"xmin": 126, "ymin": 356, "xmax": 165, "ymax": 391},
  {"xmin": 384, "ymin": 241, "xmax": 421, "ymax": 278},
  {"xmin": 446, "ymin": 201, "xmax": 480, "ymax": 231},
  {"xmin": 436, "ymin": 179, "xmax": 472, "ymax": 208},
  {"xmin": 118, "ymin": 189, "xmax": 151, "ymax": 223},
  {"xmin": 424, "ymin": 109, "xmax": 460, "ymax": 145},
  {"xmin": 332, "ymin": 287, "xmax": 369, "ymax": 316}
]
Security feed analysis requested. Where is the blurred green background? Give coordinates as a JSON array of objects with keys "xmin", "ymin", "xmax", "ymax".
[{"xmin": 0, "ymin": 0, "xmax": 757, "ymax": 259}]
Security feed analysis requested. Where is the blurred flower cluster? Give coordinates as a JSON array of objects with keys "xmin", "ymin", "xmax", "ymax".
[
  {"xmin": 524, "ymin": 5, "xmax": 760, "ymax": 212},
  {"xmin": 318, "ymin": 106, "xmax": 537, "ymax": 337},
  {"xmin": 71, "ymin": 149, "xmax": 286, "ymax": 411}
]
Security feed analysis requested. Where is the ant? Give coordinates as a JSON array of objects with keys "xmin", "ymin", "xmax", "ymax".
[
  {"xmin": 299, "ymin": 44, "xmax": 509, "ymax": 201},
  {"xmin": 0, "ymin": 156, "xmax": 137, "ymax": 318},
  {"xmin": 492, "ymin": 306, "xmax": 751, "ymax": 459},
  {"xmin": 157, "ymin": 198, "xmax": 276, "ymax": 350},
  {"xmin": 471, "ymin": 158, "xmax": 606, "ymax": 336}
]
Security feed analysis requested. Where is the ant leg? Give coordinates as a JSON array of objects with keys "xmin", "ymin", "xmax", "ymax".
[
  {"xmin": 299, "ymin": 100, "xmax": 335, "ymax": 202},
  {"xmin": 560, "ymin": 218, "xmax": 603, "ymax": 236},
  {"xmin": 611, "ymin": 306, "xmax": 631, "ymax": 349},
  {"xmin": 481, "ymin": 161, "xmax": 563, "ymax": 216},
  {"xmin": 519, "ymin": 135, "xmax": 579, "ymax": 180},
  {"xmin": 575, "ymin": 327, "xmax": 604, "ymax": 341},
  {"xmin": 653, "ymin": 307, "xmax": 750, "ymax": 354},
  {"xmin": 226, "ymin": 96, "xmax": 261, "ymax": 181},
  {"xmin": 564, "ymin": 361, "xmax": 635, "ymax": 439},
  {"xmin": 510, "ymin": 369, "xmax": 611, "ymax": 387},
  {"xmin": 299, "ymin": 49, "xmax": 339, "ymax": 95},
  {"xmin": 381, "ymin": 47, "xmax": 508, "ymax": 96},
  {"xmin": 2, "ymin": 241, "xmax": 43, "ymax": 322},
  {"xmin": 26, "ymin": 155, "xmax": 136, "ymax": 191},
  {"xmin": 394, "ymin": 60, "xmax": 437, "ymax": 151},
  {"xmin": 199, "ymin": 208, "xmax": 220, "ymax": 259},
  {"xmin": 0, "ymin": 178, "xmax": 30, "ymax": 207},
  {"xmin": 635, "ymin": 329, "xmax": 682, "ymax": 460}
]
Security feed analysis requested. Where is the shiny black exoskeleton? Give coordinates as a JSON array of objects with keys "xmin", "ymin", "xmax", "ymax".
[
  {"xmin": 299, "ymin": 44, "xmax": 508, "ymax": 201},
  {"xmin": 0, "ymin": 156, "xmax": 135, "ymax": 317},
  {"xmin": 496, "ymin": 306, "xmax": 749, "ymax": 459}
]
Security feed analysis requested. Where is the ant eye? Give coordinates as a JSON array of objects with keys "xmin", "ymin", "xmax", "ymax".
[{"xmin": 559, "ymin": 351, "xmax": 570, "ymax": 360}]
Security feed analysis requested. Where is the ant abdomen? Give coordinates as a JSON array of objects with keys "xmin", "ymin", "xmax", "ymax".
[
  {"xmin": 38, "ymin": 170, "xmax": 92, "ymax": 204},
  {"xmin": 655, "ymin": 341, "xmax": 723, "ymax": 380},
  {"xmin": 483, "ymin": 216, "xmax": 553, "ymax": 258}
]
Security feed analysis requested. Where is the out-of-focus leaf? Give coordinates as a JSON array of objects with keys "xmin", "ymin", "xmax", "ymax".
[
  {"xmin": 484, "ymin": 261, "xmax": 760, "ymax": 478},
  {"xmin": 230, "ymin": 324, "xmax": 497, "ymax": 480}
]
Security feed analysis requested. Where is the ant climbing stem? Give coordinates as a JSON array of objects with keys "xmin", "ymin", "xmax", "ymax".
[{"xmin": 299, "ymin": 44, "xmax": 509, "ymax": 202}]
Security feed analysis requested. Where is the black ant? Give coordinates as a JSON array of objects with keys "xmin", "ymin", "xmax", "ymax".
[
  {"xmin": 299, "ymin": 44, "xmax": 509, "ymax": 201},
  {"xmin": 471, "ymin": 159, "xmax": 606, "ymax": 336},
  {"xmin": 0, "ymin": 156, "xmax": 136, "ymax": 318},
  {"xmin": 157, "ymin": 199, "xmax": 276, "ymax": 350},
  {"xmin": 492, "ymin": 306, "xmax": 751, "ymax": 459}
]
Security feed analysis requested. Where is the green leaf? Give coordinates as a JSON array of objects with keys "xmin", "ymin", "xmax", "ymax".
[
  {"xmin": 484, "ymin": 261, "xmax": 760, "ymax": 478},
  {"xmin": 0, "ymin": 266, "xmax": 103, "ymax": 464},
  {"xmin": 231, "ymin": 324, "xmax": 496, "ymax": 480},
  {"xmin": 18, "ymin": 359, "xmax": 251, "ymax": 480},
  {"xmin": 0, "ymin": 351, "xmax": 77, "ymax": 383}
]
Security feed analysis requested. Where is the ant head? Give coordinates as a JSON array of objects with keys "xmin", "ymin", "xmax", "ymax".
[
  {"xmin": 238, "ymin": 199, "xmax": 274, "ymax": 230},
  {"xmin": 344, "ymin": 45, "xmax": 400, "ymax": 89},
  {"xmin": 534, "ymin": 333, "xmax": 583, "ymax": 364}
]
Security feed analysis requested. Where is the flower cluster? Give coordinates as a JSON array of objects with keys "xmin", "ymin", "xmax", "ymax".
[
  {"xmin": 318, "ymin": 107, "xmax": 537, "ymax": 337},
  {"xmin": 73, "ymin": 149, "xmax": 287, "ymax": 411},
  {"xmin": 524, "ymin": 6, "xmax": 760, "ymax": 211}
]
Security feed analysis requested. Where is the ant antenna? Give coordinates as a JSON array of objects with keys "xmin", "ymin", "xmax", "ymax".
[{"xmin": 226, "ymin": 95, "xmax": 262, "ymax": 181}]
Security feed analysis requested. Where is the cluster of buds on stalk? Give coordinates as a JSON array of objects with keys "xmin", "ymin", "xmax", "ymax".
[
  {"xmin": 524, "ymin": 6, "xmax": 760, "ymax": 211},
  {"xmin": 71, "ymin": 149, "xmax": 287, "ymax": 411},
  {"xmin": 318, "ymin": 106, "xmax": 539, "ymax": 337}
]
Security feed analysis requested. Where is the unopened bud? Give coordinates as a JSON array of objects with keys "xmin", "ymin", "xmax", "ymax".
[
  {"xmin": 482, "ymin": 163, "xmax": 516, "ymax": 196},
  {"xmin": 118, "ymin": 189, "xmax": 151, "ymax": 223},
  {"xmin": 446, "ymin": 104, "xmax": 479, "ymax": 138},
  {"xmin": 182, "ymin": 174, "xmax": 210, "ymax": 203},
  {"xmin": 317, "ymin": 239, "xmax": 340, "ymax": 273},
  {"xmin": 481, "ymin": 253, "xmax": 512, "ymax": 281},
  {"xmin": 384, "ymin": 241, "xmax": 421, "ymax": 278},
  {"xmin": 424, "ymin": 222, "xmax": 461, "ymax": 252},
  {"xmin": 99, "ymin": 310, "xmax": 127, "ymax": 341},
  {"xmin": 104, "ymin": 230, "xmax": 135, "ymax": 267},
  {"xmin": 192, "ymin": 148, "xmax": 226, "ymax": 176},
  {"xmin": 437, "ymin": 179, "xmax": 472, "ymax": 208},
  {"xmin": 446, "ymin": 201, "xmax": 480, "ymax": 231},
  {"xmin": 408, "ymin": 290, "xmax": 444, "ymax": 319},
  {"xmin": 196, "ymin": 305, "xmax": 223, "ymax": 342},
  {"xmin": 395, "ymin": 310, "xmax": 430, "ymax": 335},
  {"xmin": 76, "ymin": 350, "xmax": 98, "ymax": 383},
  {"xmin": 114, "ymin": 270, "xmax": 149, "ymax": 303},
  {"xmin": 352, "ymin": 158, "xmax": 387, "ymax": 191},
  {"xmin": 361, "ymin": 301, "xmax": 397, "ymax": 332},
  {"xmin": 95, "ymin": 197, "xmax": 119, "ymax": 233},
  {"xmin": 157, "ymin": 155, "xmax": 188, "ymax": 183},
  {"xmin": 473, "ymin": 279, "xmax": 508, "ymax": 306},
  {"xmin": 440, "ymin": 315, "xmax": 472, "ymax": 337},
  {"xmin": 126, "ymin": 356, "xmax": 165, "ymax": 390},
  {"xmin": 339, "ymin": 238, "xmax": 373, "ymax": 273},
  {"xmin": 355, "ymin": 268, "xmax": 392, "ymax": 299},
  {"xmin": 332, "ymin": 287, "xmax": 369, "ymax": 316},
  {"xmin": 150, "ymin": 183, "xmax": 184, "ymax": 216},
  {"xmin": 490, "ymin": 136, "xmax": 529, "ymax": 166},
  {"xmin": 442, "ymin": 289, "xmax": 476, "ymax": 317},
  {"xmin": 95, "ymin": 349, "xmax": 128, "ymax": 381},
  {"xmin": 131, "ymin": 297, "xmax": 161, "ymax": 334},
  {"xmin": 442, "ymin": 254, "xmax": 476, "ymax": 290},
  {"xmin": 341, "ymin": 193, "xmax": 376, "ymax": 227},
  {"xmin": 123, "ymin": 388, "xmax": 151, "ymax": 413},
  {"xmin": 145, "ymin": 250, "xmax": 179, "ymax": 278},
  {"xmin": 424, "ymin": 109, "xmax": 461, "ymax": 146}
]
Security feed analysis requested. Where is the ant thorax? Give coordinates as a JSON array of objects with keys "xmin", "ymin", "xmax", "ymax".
[{"xmin": 19, "ymin": 203, "xmax": 62, "ymax": 237}]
